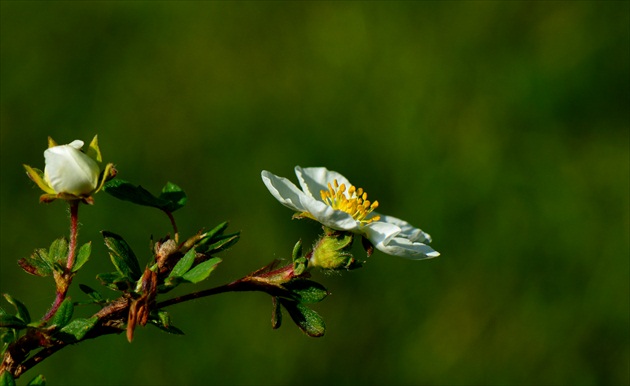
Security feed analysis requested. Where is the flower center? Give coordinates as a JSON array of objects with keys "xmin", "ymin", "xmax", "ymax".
[{"xmin": 320, "ymin": 179, "xmax": 381, "ymax": 224}]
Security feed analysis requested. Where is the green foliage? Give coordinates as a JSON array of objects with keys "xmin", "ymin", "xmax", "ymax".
[
  {"xmin": 101, "ymin": 231, "xmax": 142, "ymax": 282},
  {"xmin": 277, "ymin": 299, "xmax": 326, "ymax": 338},
  {"xmin": 103, "ymin": 180, "xmax": 187, "ymax": 213},
  {"xmin": 2, "ymin": 294, "xmax": 30, "ymax": 325},
  {"xmin": 72, "ymin": 242, "xmax": 91, "ymax": 273},
  {"xmin": 180, "ymin": 258, "xmax": 221, "ymax": 284},
  {"xmin": 50, "ymin": 298, "xmax": 73, "ymax": 328},
  {"xmin": 0, "ymin": 371, "xmax": 15, "ymax": 386},
  {"xmin": 58, "ymin": 317, "xmax": 98, "ymax": 341},
  {"xmin": 26, "ymin": 374, "xmax": 46, "ymax": 386},
  {"xmin": 78, "ymin": 285, "xmax": 104, "ymax": 303}
]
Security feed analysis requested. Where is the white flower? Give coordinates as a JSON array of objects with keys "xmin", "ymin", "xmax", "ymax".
[
  {"xmin": 261, "ymin": 166, "xmax": 440, "ymax": 259},
  {"xmin": 24, "ymin": 135, "xmax": 116, "ymax": 203},
  {"xmin": 44, "ymin": 140, "xmax": 100, "ymax": 196}
]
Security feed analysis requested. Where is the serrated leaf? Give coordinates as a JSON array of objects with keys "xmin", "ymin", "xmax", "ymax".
[
  {"xmin": 72, "ymin": 242, "xmax": 91, "ymax": 272},
  {"xmin": 59, "ymin": 317, "xmax": 98, "ymax": 340},
  {"xmin": 168, "ymin": 248, "xmax": 196, "ymax": 279},
  {"xmin": 181, "ymin": 258, "xmax": 221, "ymax": 284},
  {"xmin": 1, "ymin": 370, "xmax": 16, "ymax": 386},
  {"xmin": 158, "ymin": 182, "xmax": 187, "ymax": 212},
  {"xmin": 48, "ymin": 238, "xmax": 69, "ymax": 265},
  {"xmin": 104, "ymin": 179, "xmax": 186, "ymax": 213},
  {"xmin": 18, "ymin": 248, "xmax": 53, "ymax": 277},
  {"xmin": 26, "ymin": 374, "xmax": 46, "ymax": 386},
  {"xmin": 79, "ymin": 284, "xmax": 104, "ymax": 303},
  {"xmin": 102, "ymin": 231, "xmax": 141, "ymax": 281},
  {"xmin": 279, "ymin": 299, "xmax": 325, "ymax": 337},
  {"xmin": 50, "ymin": 298, "xmax": 73, "ymax": 328},
  {"xmin": 284, "ymin": 279, "xmax": 329, "ymax": 304},
  {"xmin": 3, "ymin": 294, "xmax": 30, "ymax": 324}
]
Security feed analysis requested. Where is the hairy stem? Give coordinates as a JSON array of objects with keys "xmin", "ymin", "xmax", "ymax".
[{"xmin": 41, "ymin": 201, "xmax": 80, "ymax": 322}]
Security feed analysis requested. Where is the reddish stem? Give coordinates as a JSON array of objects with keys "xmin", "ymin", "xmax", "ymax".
[{"xmin": 42, "ymin": 201, "xmax": 80, "ymax": 322}]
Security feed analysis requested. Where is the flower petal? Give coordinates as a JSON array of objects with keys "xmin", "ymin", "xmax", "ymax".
[
  {"xmin": 261, "ymin": 170, "xmax": 308, "ymax": 212},
  {"xmin": 377, "ymin": 213, "xmax": 433, "ymax": 243},
  {"xmin": 300, "ymin": 197, "xmax": 359, "ymax": 231},
  {"xmin": 375, "ymin": 237, "xmax": 440, "ymax": 260},
  {"xmin": 362, "ymin": 221, "xmax": 401, "ymax": 249},
  {"xmin": 44, "ymin": 144, "xmax": 99, "ymax": 195},
  {"xmin": 295, "ymin": 166, "xmax": 352, "ymax": 201}
]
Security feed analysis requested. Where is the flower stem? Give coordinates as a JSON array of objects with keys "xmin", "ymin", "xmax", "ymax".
[
  {"xmin": 66, "ymin": 201, "xmax": 79, "ymax": 270},
  {"xmin": 42, "ymin": 201, "xmax": 80, "ymax": 322}
]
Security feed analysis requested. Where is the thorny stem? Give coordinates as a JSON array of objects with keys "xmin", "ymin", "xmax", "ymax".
[{"xmin": 41, "ymin": 201, "xmax": 80, "ymax": 322}]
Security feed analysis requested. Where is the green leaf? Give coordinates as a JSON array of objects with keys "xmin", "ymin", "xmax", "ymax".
[
  {"xmin": 96, "ymin": 272, "xmax": 131, "ymax": 291},
  {"xmin": 279, "ymin": 299, "xmax": 326, "ymax": 337},
  {"xmin": 103, "ymin": 179, "xmax": 186, "ymax": 213},
  {"xmin": 59, "ymin": 317, "xmax": 98, "ymax": 341},
  {"xmin": 1, "ymin": 370, "xmax": 16, "ymax": 386},
  {"xmin": 158, "ymin": 182, "xmax": 187, "ymax": 212},
  {"xmin": 72, "ymin": 242, "xmax": 92, "ymax": 272},
  {"xmin": 284, "ymin": 280, "xmax": 330, "ymax": 304},
  {"xmin": 149, "ymin": 310, "xmax": 185, "ymax": 335},
  {"xmin": 292, "ymin": 239, "xmax": 303, "ymax": 261},
  {"xmin": 168, "ymin": 248, "xmax": 196, "ymax": 279},
  {"xmin": 181, "ymin": 258, "xmax": 221, "ymax": 284},
  {"xmin": 48, "ymin": 238, "xmax": 69, "ymax": 265},
  {"xmin": 79, "ymin": 284, "xmax": 104, "ymax": 303},
  {"xmin": 203, "ymin": 221, "xmax": 229, "ymax": 241},
  {"xmin": 50, "ymin": 298, "xmax": 74, "ymax": 328},
  {"xmin": 26, "ymin": 374, "xmax": 46, "ymax": 386},
  {"xmin": 200, "ymin": 233, "xmax": 240, "ymax": 254},
  {"xmin": 18, "ymin": 248, "xmax": 53, "ymax": 277},
  {"xmin": 102, "ymin": 231, "xmax": 141, "ymax": 281},
  {"xmin": 0, "ymin": 313, "xmax": 25, "ymax": 329},
  {"xmin": 3, "ymin": 294, "xmax": 30, "ymax": 324},
  {"xmin": 271, "ymin": 297, "xmax": 282, "ymax": 329}
]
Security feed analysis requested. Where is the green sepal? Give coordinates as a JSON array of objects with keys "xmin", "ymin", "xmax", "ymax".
[
  {"xmin": 58, "ymin": 316, "xmax": 98, "ymax": 341},
  {"xmin": 96, "ymin": 272, "xmax": 132, "ymax": 291},
  {"xmin": 3, "ymin": 294, "xmax": 30, "ymax": 325},
  {"xmin": 26, "ymin": 374, "xmax": 46, "ymax": 386},
  {"xmin": 0, "ymin": 370, "xmax": 16, "ymax": 386},
  {"xmin": 284, "ymin": 279, "xmax": 329, "ymax": 304},
  {"xmin": 271, "ymin": 297, "xmax": 282, "ymax": 329},
  {"xmin": 86, "ymin": 135, "xmax": 102, "ymax": 163},
  {"xmin": 149, "ymin": 310, "xmax": 184, "ymax": 335},
  {"xmin": 158, "ymin": 182, "xmax": 187, "ymax": 212},
  {"xmin": 18, "ymin": 248, "xmax": 53, "ymax": 277},
  {"xmin": 102, "ymin": 231, "xmax": 141, "ymax": 281},
  {"xmin": 23, "ymin": 164, "xmax": 55, "ymax": 194},
  {"xmin": 72, "ymin": 242, "xmax": 92, "ymax": 272},
  {"xmin": 50, "ymin": 298, "xmax": 73, "ymax": 328},
  {"xmin": 168, "ymin": 248, "xmax": 196, "ymax": 279},
  {"xmin": 181, "ymin": 258, "xmax": 221, "ymax": 284},
  {"xmin": 278, "ymin": 299, "xmax": 325, "ymax": 337},
  {"xmin": 103, "ymin": 179, "xmax": 187, "ymax": 213},
  {"xmin": 48, "ymin": 238, "xmax": 69, "ymax": 265},
  {"xmin": 78, "ymin": 284, "xmax": 105, "ymax": 303}
]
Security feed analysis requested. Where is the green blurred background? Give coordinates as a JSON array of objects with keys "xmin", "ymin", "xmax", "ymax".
[{"xmin": 1, "ymin": 1, "xmax": 628, "ymax": 385}]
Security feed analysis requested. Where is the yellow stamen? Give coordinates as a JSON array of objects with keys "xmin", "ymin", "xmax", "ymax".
[{"xmin": 320, "ymin": 181, "xmax": 381, "ymax": 224}]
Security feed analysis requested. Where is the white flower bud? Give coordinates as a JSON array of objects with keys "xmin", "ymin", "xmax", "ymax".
[{"xmin": 44, "ymin": 140, "xmax": 100, "ymax": 196}]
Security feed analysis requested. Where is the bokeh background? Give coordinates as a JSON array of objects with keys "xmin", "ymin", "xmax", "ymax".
[{"xmin": 1, "ymin": 1, "xmax": 628, "ymax": 385}]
